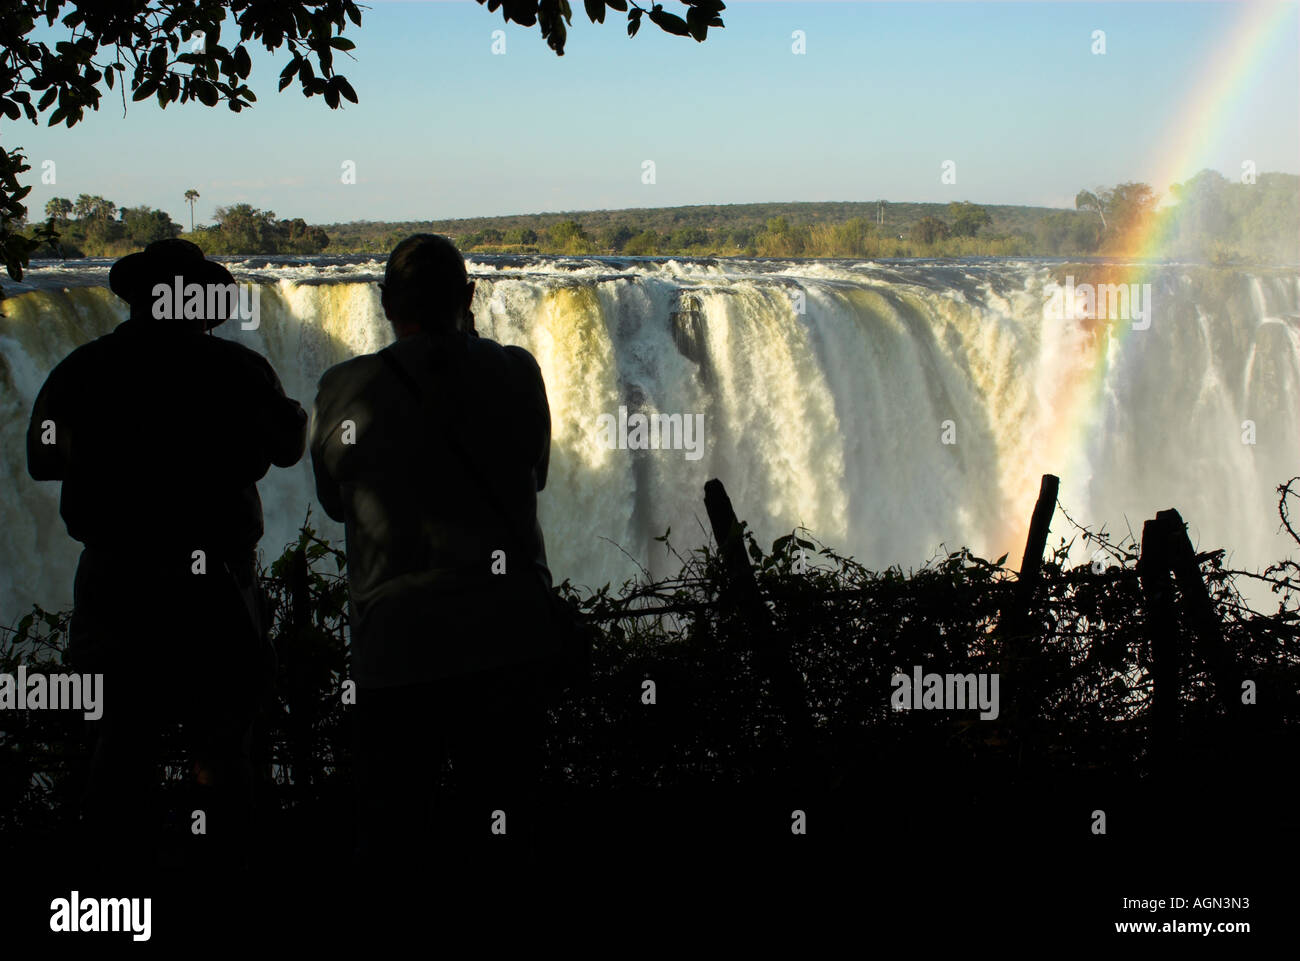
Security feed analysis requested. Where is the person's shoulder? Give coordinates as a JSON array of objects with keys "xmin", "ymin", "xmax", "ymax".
[
  {"xmin": 468, "ymin": 334, "xmax": 541, "ymax": 376},
  {"xmin": 502, "ymin": 342, "xmax": 541, "ymax": 370},
  {"xmin": 502, "ymin": 343, "xmax": 544, "ymax": 392},
  {"xmin": 45, "ymin": 330, "xmax": 118, "ymax": 380},
  {"xmin": 198, "ymin": 335, "xmax": 299, "ymax": 391}
]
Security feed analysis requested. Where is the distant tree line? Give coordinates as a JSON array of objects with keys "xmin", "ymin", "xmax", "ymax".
[
  {"xmin": 17, "ymin": 170, "xmax": 1296, "ymax": 263},
  {"xmin": 1063, "ymin": 173, "xmax": 1299, "ymax": 264},
  {"xmin": 325, "ymin": 174, "xmax": 1296, "ymax": 262},
  {"xmin": 33, "ymin": 194, "xmax": 181, "ymax": 257},
  {"xmin": 1162, "ymin": 170, "xmax": 1298, "ymax": 264},
  {"xmin": 190, "ymin": 203, "xmax": 330, "ymax": 256},
  {"xmin": 447, "ymin": 202, "xmax": 1010, "ymax": 258},
  {"xmin": 26, "ymin": 197, "xmax": 328, "ymax": 258},
  {"xmin": 326, "ymin": 199, "xmax": 1037, "ymax": 259}
]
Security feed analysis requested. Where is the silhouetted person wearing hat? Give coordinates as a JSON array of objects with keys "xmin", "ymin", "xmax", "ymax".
[
  {"xmin": 310, "ymin": 234, "xmax": 555, "ymax": 873},
  {"xmin": 26, "ymin": 238, "xmax": 307, "ymax": 873}
]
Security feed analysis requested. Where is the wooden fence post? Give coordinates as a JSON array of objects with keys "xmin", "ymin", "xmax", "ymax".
[
  {"xmin": 1010, "ymin": 474, "xmax": 1060, "ymax": 636},
  {"xmin": 1156, "ymin": 509, "xmax": 1239, "ymax": 720},
  {"xmin": 999, "ymin": 474, "xmax": 1059, "ymax": 738},
  {"xmin": 703, "ymin": 479, "xmax": 815, "ymax": 761},
  {"xmin": 1137, "ymin": 516, "xmax": 1179, "ymax": 771},
  {"xmin": 1137, "ymin": 508, "xmax": 1242, "ymax": 773}
]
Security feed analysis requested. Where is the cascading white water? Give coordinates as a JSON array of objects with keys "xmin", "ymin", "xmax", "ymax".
[{"xmin": 2, "ymin": 256, "xmax": 1298, "ymax": 619}]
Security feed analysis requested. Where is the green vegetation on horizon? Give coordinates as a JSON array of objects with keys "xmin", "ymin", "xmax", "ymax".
[
  {"xmin": 323, "ymin": 173, "xmax": 1297, "ymax": 263},
  {"xmin": 322, "ymin": 198, "xmax": 1044, "ymax": 260},
  {"xmin": 28, "ymin": 196, "xmax": 331, "ymax": 258},
  {"xmin": 19, "ymin": 170, "xmax": 1300, "ymax": 265}
]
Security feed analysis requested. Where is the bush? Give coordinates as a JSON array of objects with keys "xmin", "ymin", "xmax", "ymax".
[{"xmin": 4, "ymin": 482, "xmax": 1298, "ymax": 836}]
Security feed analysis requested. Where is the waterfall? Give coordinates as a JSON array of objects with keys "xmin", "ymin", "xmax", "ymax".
[{"xmin": 2, "ymin": 257, "xmax": 1298, "ymax": 618}]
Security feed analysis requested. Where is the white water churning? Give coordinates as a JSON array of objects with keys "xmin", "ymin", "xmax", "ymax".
[{"xmin": 1, "ymin": 256, "xmax": 1297, "ymax": 617}]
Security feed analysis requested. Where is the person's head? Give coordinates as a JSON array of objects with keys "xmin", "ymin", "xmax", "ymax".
[
  {"xmin": 108, "ymin": 238, "xmax": 237, "ymax": 332},
  {"xmin": 379, "ymin": 234, "xmax": 475, "ymax": 337}
]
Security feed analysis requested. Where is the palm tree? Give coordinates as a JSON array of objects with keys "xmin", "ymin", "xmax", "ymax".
[
  {"xmin": 44, "ymin": 197, "xmax": 72, "ymax": 222},
  {"xmin": 1075, "ymin": 189, "xmax": 1108, "ymax": 230},
  {"xmin": 184, "ymin": 189, "xmax": 200, "ymax": 232}
]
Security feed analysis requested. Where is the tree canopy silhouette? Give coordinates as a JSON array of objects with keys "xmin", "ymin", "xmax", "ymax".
[{"xmin": 0, "ymin": 0, "xmax": 726, "ymax": 300}]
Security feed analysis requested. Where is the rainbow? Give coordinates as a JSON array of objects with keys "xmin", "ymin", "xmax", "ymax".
[
  {"xmin": 1130, "ymin": 0, "xmax": 1298, "ymax": 261},
  {"xmin": 1007, "ymin": 0, "xmax": 1297, "ymax": 558}
]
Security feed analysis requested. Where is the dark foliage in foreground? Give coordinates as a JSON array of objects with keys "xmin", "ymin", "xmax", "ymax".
[{"xmin": 3, "ymin": 484, "xmax": 1298, "ymax": 841}]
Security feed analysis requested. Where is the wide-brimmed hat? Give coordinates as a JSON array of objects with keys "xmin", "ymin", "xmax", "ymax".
[{"xmin": 109, "ymin": 239, "xmax": 237, "ymax": 329}]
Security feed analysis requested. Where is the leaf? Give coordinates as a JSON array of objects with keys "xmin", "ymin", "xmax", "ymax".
[
  {"xmin": 995, "ymin": 553, "xmax": 1009, "ymax": 567},
  {"xmin": 234, "ymin": 45, "xmax": 252, "ymax": 78},
  {"xmin": 648, "ymin": 9, "xmax": 691, "ymax": 36},
  {"xmin": 584, "ymin": 0, "xmax": 605, "ymax": 23},
  {"xmin": 329, "ymin": 37, "xmax": 355, "ymax": 51},
  {"xmin": 686, "ymin": 7, "xmax": 708, "ymax": 41}
]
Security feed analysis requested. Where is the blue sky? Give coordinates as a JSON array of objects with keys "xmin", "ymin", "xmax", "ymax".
[{"xmin": 8, "ymin": 1, "xmax": 1299, "ymax": 226}]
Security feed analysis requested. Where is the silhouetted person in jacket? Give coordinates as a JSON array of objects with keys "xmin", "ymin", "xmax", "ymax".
[
  {"xmin": 310, "ymin": 234, "xmax": 554, "ymax": 872},
  {"xmin": 26, "ymin": 238, "xmax": 307, "ymax": 872}
]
